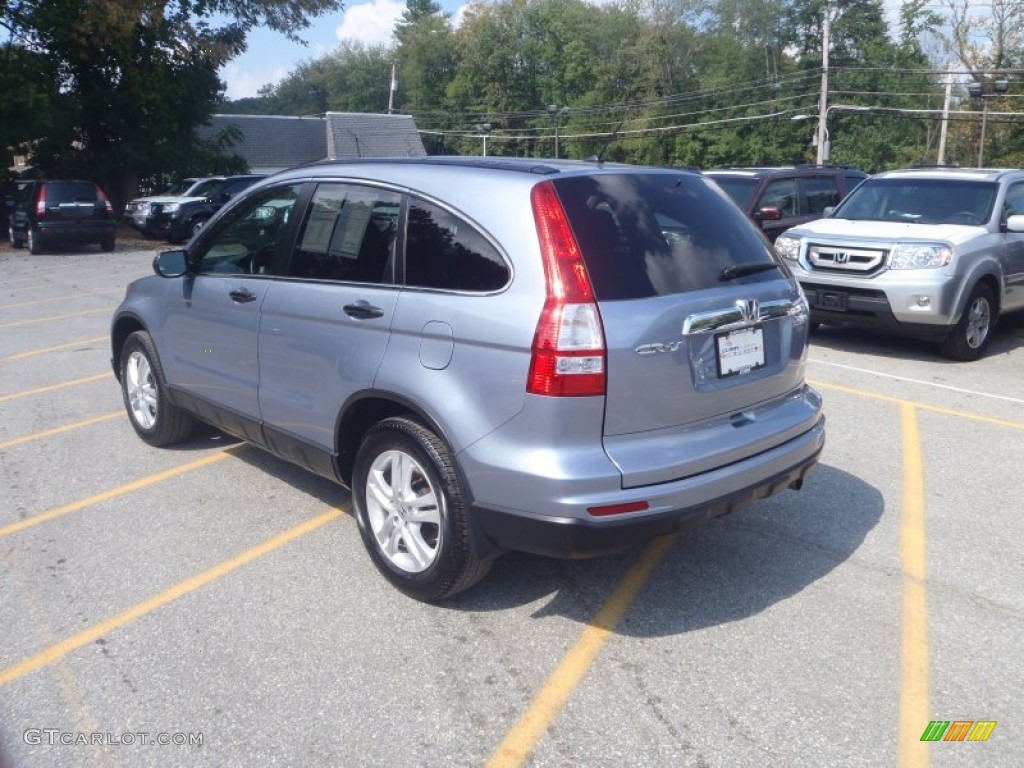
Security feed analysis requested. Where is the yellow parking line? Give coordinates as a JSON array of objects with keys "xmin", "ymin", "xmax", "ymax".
[
  {"xmin": 0, "ymin": 373, "xmax": 109, "ymax": 403},
  {"xmin": 0, "ymin": 308, "xmax": 108, "ymax": 329},
  {"xmin": 898, "ymin": 404, "xmax": 929, "ymax": 768},
  {"xmin": 0, "ymin": 507, "xmax": 343, "ymax": 688},
  {"xmin": 0, "ymin": 336, "xmax": 107, "ymax": 363},
  {"xmin": 809, "ymin": 379, "xmax": 1024, "ymax": 431},
  {"xmin": 2, "ymin": 292, "xmax": 107, "ymax": 310},
  {"xmin": 0, "ymin": 411, "xmax": 122, "ymax": 451},
  {"xmin": 486, "ymin": 535, "xmax": 675, "ymax": 768},
  {"xmin": 0, "ymin": 445, "xmax": 247, "ymax": 540}
]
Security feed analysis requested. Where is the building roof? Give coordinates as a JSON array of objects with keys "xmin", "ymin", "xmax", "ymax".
[
  {"xmin": 325, "ymin": 112, "xmax": 426, "ymax": 161},
  {"xmin": 199, "ymin": 113, "xmax": 426, "ymax": 175}
]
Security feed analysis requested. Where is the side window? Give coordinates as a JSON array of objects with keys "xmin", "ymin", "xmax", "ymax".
[
  {"xmin": 289, "ymin": 184, "xmax": 400, "ymax": 283},
  {"xmin": 196, "ymin": 184, "xmax": 302, "ymax": 276},
  {"xmin": 759, "ymin": 178, "xmax": 799, "ymax": 217},
  {"xmin": 801, "ymin": 177, "xmax": 840, "ymax": 215},
  {"xmin": 1003, "ymin": 182, "xmax": 1024, "ymax": 219},
  {"xmin": 405, "ymin": 199, "xmax": 509, "ymax": 291}
]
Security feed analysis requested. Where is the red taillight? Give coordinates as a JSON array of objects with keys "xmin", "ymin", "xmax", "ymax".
[
  {"xmin": 35, "ymin": 185, "xmax": 46, "ymax": 217},
  {"xmin": 96, "ymin": 185, "xmax": 113, "ymax": 214},
  {"xmin": 528, "ymin": 181, "xmax": 606, "ymax": 397}
]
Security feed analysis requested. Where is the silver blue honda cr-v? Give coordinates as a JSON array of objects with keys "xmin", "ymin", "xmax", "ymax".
[{"xmin": 111, "ymin": 157, "xmax": 825, "ymax": 601}]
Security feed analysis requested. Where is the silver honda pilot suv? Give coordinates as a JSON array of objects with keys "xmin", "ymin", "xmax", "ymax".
[
  {"xmin": 774, "ymin": 167, "xmax": 1024, "ymax": 360},
  {"xmin": 111, "ymin": 158, "xmax": 825, "ymax": 601}
]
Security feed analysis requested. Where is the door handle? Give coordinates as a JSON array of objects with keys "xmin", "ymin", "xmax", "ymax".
[
  {"xmin": 343, "ymin": 301, "xmax": 385, "ymax": 319},
  {"xmin": 229, "ymin": 288, "xmax": 257, "ymax": 303}
]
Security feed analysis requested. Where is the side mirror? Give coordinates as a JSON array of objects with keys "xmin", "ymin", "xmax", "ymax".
[
  {"xmin": 823, "ymin": 206, "xmax": 836, "ymax": 217},
  {"xmin": 1005, "ymin": 214, "xmax": 1024, "ymax": 233},
  {"xmin": 754, "ymin": 205, "xmax": 783, "ymax": 223},
  {"xmin": 153, "ymin": 249, "xmax": 189, "ymax": 278}
]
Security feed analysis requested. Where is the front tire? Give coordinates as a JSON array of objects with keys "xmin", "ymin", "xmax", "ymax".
[
  {"xmin": 939, "ymin": 283, "xmax": 995, "ymax": 361},
  {"xmin": 352, "ymin": 417, "xmax": 491, "ymax": 602},
  {"xmin": 119, "ymin": 331, "xmax": 195, "ymax": 446}
]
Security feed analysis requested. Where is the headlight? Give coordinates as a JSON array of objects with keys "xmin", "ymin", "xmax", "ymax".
[
  {"xmin": 889, "ymin": 243, "xmax": 952, "ymax": 269},
  {"xmin": 162, "ymin": 203, "xmax": 181, "ymax": 213},
  {"xmin": 774, "ymin": 234, "xmax": 800, "ymax": 261}
]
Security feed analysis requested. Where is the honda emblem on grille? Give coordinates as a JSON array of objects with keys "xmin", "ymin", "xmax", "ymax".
[
  {"xmin": 833, "ymin": 251, "xmax": 850, "ymax": 264},
  {"xmin": 736, "ymin": 298, "xmax": 759, "ymax": 324}
]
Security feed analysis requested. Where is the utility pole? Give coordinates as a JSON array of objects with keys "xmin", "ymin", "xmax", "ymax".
[
  {"xmin": 937, "ymin": 69, "xmax": 953, "ymax": 164},
  {"xmin": 387, "ymin": 63, "xmax": 397, "ymax": 114},
  {"xmin": 815, "ymin": 7, "xmax": 831, "ymax": 165}
]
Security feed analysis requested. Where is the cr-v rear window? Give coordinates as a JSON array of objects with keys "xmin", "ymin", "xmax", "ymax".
[
  {"xmin": 552, "ymin": 173, "xmax": 779, "ymax": 300},
  {"xmin": 46, "ymin": 181, "xmax": 100, "ymax": 204}
]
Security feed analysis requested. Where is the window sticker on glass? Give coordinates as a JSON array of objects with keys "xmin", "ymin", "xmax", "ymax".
[{"xmin": 716, "ymin": 326, "xmax": 765, "ymax": 378}]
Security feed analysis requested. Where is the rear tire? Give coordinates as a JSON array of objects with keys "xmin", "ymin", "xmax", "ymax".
[
  {"xmin": 119, "ymin": 331, "xmax": 195, "ymax": 446},
  {"xmin": 9, "ymin": 229, "xmax": 23, "ymax": 249},
  {"xmin": 352, "ymin": 417, "xmax": 491, "ymax": 602},
  {"xmin": 939, "ymin": 282, "xmax": 995, "ymax": 361},
  {"xmin": 101, "ymin": 236, "xmax": 116, "ymax": 252},
  {"xmin": 27, "ymin": 228, "xmax": 43, "ymax": 254}
]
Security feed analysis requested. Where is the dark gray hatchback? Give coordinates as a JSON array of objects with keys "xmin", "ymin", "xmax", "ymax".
[
  {"xmin": 9, "ymin": 179, "xmax": 117, "ymax": 254},
  {"xmin": 111, "ymin": 158, "xmax": 825, "ymax": 601}
]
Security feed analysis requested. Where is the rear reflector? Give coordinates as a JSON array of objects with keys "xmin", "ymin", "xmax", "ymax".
[{"xmin": 587, "ymin": 501, "xmax": 650, "ymax": 517}]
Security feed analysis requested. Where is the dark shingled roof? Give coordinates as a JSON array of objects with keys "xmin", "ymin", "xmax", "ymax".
[
  {"xmin": 199, "ymin": 113, "xmax": 426, "ymax": 175},
  {"xmin": 325, "ymin": 112, "xmax": 426, "ymax": 160},
  {"xmin": 199, "ymin": 115, "xmax": 328, "ymax": 174}
]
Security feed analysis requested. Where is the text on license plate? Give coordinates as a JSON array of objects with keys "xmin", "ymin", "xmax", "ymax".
[{"xmin": 716, "ymin": 326, "xmax": 765, "ymax": 378}]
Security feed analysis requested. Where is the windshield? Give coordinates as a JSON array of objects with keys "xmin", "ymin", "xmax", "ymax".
[
  {"xmin": 160, "ymin": 179, "xmax": 197, "ymax": 196},
  {"xmin": 184, "ymin": 178, "xmax": 225, "ymax": 198},
  {"xmin": 832, "ymin": 178, "xmax": 998, "ymax": 225},
  {"xmin": 706, "ymin": 176, "xmax": 759, "ymax": 208}
]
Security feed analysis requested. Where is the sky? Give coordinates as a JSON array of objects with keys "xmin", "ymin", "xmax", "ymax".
[
  {"xmin": 221, "ymin": 0, "xmax": 909, "ymax": 101},
  {"xmin": 221, "ymin": 0, "xmax": 469, "ymax": 100}
]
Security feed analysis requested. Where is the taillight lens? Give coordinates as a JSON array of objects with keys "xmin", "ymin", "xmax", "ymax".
[
  {"xmin": 96, "ymin": 186, "xmax": 114, "ymax": 214},
  {"xmin": 35, "ymin": 186, "xmax": 46, "ymax": 217},
  {"xmin": 528, "ymin": 181, "xmax": 606, "ymax": 396}
]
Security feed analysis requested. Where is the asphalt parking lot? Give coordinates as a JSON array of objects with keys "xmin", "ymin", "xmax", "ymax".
[{"xmin": 1, "ymin": 245, "xmax": 1022, "ymax": 768}]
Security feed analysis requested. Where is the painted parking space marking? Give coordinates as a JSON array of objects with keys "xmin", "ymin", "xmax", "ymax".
[
  {"xmin": 2, "ymin": 292, "xmax": 110, "ymax": 311},
  {"xmin": 0, "ymin": 308, "xmax": 109, "ymax": 329},
  {"xmin": 0, "ymin": 445, "xmax": 248, "ymax": 540},
  {"xmin": 0, "ymin": 411, "xmax": 122, "ymax": 451},
  {"xmin": 486, "ymin": 535, "xmax": 675, "ymax": 768},
  {"xmin": 0, "ymin": 336, "xmax": 107, "ymax": 363},
  {"xmin": 810, "ymin": 359, "xmax": 1024, "ymax": 406},
  {"xmin": 0, "ymin": 373, "xmax": 109, "ymax": 403},
  {"xmin": 810, "ymin": 380, "xmax": 1024, "ymax": 431},
  {"xmin": 0, "ymin": 507, "xmax": 343, "ymax": 688},
  {"xmin": 898, "ymin": 403, "xmax": 929, "ymax": 768}
]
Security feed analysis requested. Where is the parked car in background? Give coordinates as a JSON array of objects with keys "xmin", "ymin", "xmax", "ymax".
[
  {"xmin": 705, "ymin": 165, "xmax": 868, "ymax": 242},
  {"xmin": 144, "ymin": 174, "xmax": 266, "ymax": 242},
  {"xmin": 774, "ymin": 166, "xmax": 1024, "ymax": 360},
  {"xmin": 111, "ymin": 157, "xmax": 825, "ymax": 601},
  {"xmin": 2, "ymin": 178, "xmax": 32, "ymax": 239},
  {"xmin": 8, "ymin": 179, "xmax": 116, "ymax": 254},
  {"xmin": 124, "ymin": 176, "xmax": 224, "ymax": 235}
]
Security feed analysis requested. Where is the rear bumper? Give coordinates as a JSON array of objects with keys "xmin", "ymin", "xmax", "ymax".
[
  {"xmin": 35, "ymin": 221, "xmax": 115, "ymax": 244},
  {"xmin": 469, "ymin": 416, "xmax": 825, "ymax": 559}
]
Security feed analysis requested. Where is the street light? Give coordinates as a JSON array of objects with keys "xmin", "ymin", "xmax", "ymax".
[
  {"xmin": 475, "ymin": 123, "xmax": 492, "ymax": 157},
  {"xmin": 546, "ymin": 104, "xmax": 569, "ymax": 158},
  {"xmin": 791, "ymin": 104, "xmax": 871, "ymax": 163},
  {"xmin": 967, "ymin": 77, "xmax": 1009, "ymax": 168}
]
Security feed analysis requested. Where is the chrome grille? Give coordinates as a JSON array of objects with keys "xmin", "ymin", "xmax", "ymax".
[{"xmin": 807, "ymin": 244, "xmax": 886, "ymax": 274}]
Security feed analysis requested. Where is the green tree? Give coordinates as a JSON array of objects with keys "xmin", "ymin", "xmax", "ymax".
[{"xmin": 1, "ymin": 0, "xmax": 342, "ymax": 209}]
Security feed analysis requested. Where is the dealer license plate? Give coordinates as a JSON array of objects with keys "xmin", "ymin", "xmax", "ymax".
[{"xmin": 715, "ymin": 326, "xmax": 765, "ymax": 378}]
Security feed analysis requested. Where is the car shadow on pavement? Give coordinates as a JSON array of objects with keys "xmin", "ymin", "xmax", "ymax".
[
  {"xmin": 809, "ymin": 314, "xmax": 1024, "ymax": 360},
  {"xmin": 448, "ymin": 464, "xmax": 884, "ymax": 636}
]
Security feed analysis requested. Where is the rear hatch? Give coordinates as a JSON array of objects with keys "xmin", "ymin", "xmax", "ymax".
[
  {"xmin": 553, "ymin": 172, "xmax": 815, "ymax": 488},
  {"xmin": 42, "ymin": 182, "xmax": 109, "ymax": 226}
]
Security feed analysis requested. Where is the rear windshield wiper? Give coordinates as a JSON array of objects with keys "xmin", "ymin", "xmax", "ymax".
[{"xmin": 719, "ymin": 262, "xmax": 779, "ymax": 281}]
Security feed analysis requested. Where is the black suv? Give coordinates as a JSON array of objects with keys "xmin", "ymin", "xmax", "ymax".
[
  {"xmin": 705, "ymin": 166, "xmax": 868, "ymax": 242},
  {"xmin": 145, "ymin": 174, "xmax": 265, "ymax": 242},
  {"xmin": 8, "ymin": 179, "xmax": 117, "ymax": 254}
]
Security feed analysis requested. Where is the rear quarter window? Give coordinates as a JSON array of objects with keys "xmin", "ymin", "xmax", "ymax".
[{"xmin": 553, "ymin": 173, "xmax": 779, "ymax": 300}]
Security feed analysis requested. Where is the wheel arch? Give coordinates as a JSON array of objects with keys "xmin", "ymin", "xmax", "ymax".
[
  {"xmin": 956, "ymin": 271, "xmax": 1002, "ymax": 321},
  {"xmin": 334, "ymin": 391, "xmax": 455, "ymax": 488},
  {"xmin": 110, "ymin": 313, "xmax": 147, "ymax": 381}
]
